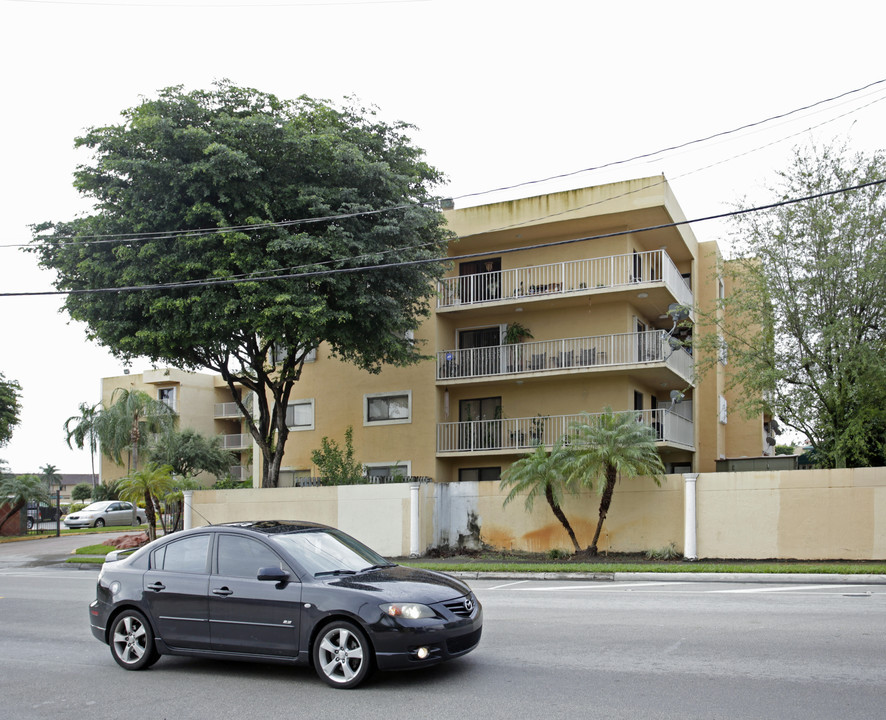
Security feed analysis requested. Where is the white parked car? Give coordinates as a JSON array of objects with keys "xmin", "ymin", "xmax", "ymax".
[{"xmin": 64, "ymin": 501, "xmax": 146, "ymax": 528}]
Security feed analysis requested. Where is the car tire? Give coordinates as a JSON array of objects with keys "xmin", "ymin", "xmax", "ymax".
[
  {"xmin": 94, "ymin": 518, "xmax": 105, "ymax": 527},
  {"xmin": 109, "ymin": 610, "xmax": 157, "ymax": 670},
  {"xmin": 313, "ymin": 620, "xmax": 373, "ymax": 689},
  {"xmin": 26, "ymin": 518, "xmax": 34, "ymax": 530}
]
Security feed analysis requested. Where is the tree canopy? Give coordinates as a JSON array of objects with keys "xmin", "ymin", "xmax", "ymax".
[
  {"xmin": 0, "ymin": 372, "xmax": 22, "ymax": 448},
  {"xmin": 30, "ymin": 81, "xmax": 451, "ymax": 487},
  {"xmin": 146, "ymin": 428, "xmax": 234, "ymax": 480},
  {"xmin": 696, "ymin": 141, "xmax": 886, "ymax": 468}
]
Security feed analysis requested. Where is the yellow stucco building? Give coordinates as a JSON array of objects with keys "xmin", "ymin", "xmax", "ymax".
[{"xmin": 101, "ymin": 176, "xmax": 769, "ymax": 487}]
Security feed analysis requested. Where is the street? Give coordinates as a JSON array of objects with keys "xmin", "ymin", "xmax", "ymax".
[{"xmin": 1, "ymin": 560, "xmax": 884, "ymax": 720}]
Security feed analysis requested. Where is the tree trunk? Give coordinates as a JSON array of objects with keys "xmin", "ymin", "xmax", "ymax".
[
  {"xmin": 588, "ymin": 465, "xmax": 618, "ymax": 555},
  {"xmin": 143, "ymin": 490, "xmax": 157, "ymax": 542},
  {"xmin": 545, "ymin": 483, "xmax": 581, "ymax": 553}
]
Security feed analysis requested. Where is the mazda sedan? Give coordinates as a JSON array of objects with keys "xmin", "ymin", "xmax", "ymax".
[{"xmin": 89, "ymin": 521, "xmax": 482, "ymax": 688}]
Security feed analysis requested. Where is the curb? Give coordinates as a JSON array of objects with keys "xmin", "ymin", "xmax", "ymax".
[{"xmin": 447, "ymin": 570, "xmax": 886, "ymax": 584}]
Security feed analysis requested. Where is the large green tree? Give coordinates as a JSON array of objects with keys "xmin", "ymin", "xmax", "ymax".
[
  {"xmin": 696, "ymin": 142, "xmax": 886, "ymax": 468},
  {"xmin": 30, "ymin": 81, "xmax": 451, "ymax": 488},
  {"xmin": 564, "ymin": 409, "xmax": 665, "ymax": 556},
  {"xmin": 0, "ymin": 372, "xmax": 22, "ymax": 448}
]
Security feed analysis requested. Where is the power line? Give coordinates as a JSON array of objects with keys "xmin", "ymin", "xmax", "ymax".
[
  {"xmin": 451, "ymin": 77, "xmax": 886, "ymax": 202},
  {"xmin": 6, "ymin": 76, "xmax": 884, "ymax": 251},
  {"xmin": 3, "ymin": 178, "xmax": 883, "ymax": 298}
]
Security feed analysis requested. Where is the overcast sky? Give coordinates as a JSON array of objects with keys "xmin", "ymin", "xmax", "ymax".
[{"xmin": 2, "ymin": 0, "xmax": 884, "ymax": 474}]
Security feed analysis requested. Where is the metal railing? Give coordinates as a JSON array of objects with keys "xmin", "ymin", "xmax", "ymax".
[
  {"xmin": 437, "ymin": 249, "xmax": 692, "ymax": 309},
  {"xmin": 437, "ymin": 330, "xmax": 693, "ymax": 383},
  {"xmin": 437, "ymin": 408, "xmax": 694, "ymax": 453},
  {"xmin": 220, "ymin": 433, "xmax": 252, "ymax": 450}
]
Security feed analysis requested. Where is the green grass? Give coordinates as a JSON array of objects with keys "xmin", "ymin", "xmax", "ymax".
[
  {"xmin": 401, "ymin": 560, "xmax": 886, "ymax": 575},
  {"xmin": 73, "ymin": 544, "xmax": 117, "ymax": 556}
]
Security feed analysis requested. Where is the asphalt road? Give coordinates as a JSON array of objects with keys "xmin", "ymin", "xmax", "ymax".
[{"xmin": 1, "ymin": 544, "xmax": 884, "ymax": 720}]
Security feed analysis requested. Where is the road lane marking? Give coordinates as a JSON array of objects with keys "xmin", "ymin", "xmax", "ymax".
[
  {"xmin": 517, "ymin": 581, "xmax": 693, "ymax": 592},
  {"xmin": 488, "ymin": 580, "xmax": 530, "ymax": 590},
  {"xmin": 707, "ymin": 584, "xmax": 870, "ymax": 593}
]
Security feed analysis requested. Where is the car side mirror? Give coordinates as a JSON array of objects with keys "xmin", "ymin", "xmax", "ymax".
[{"xmin": 257, "ymin": 567, "xmax": 289, "ymax": 583}]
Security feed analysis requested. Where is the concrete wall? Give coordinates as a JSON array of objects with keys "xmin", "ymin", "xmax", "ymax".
[{"xmin": 190, "ymin": 468, "xmax": 886, "ymax": 560}]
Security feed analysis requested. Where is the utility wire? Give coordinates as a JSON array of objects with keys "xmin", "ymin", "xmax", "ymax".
[
  {"xmin": 451, "ymin": 77, "xmax": 886, "ymax": 202},
  {"xmin": 5, "ymin": 76, "xmax": 884, "ymax": 251},
  {"xmin": 3, "ymin": 178, "xmax": 884, "ymax": 298}
]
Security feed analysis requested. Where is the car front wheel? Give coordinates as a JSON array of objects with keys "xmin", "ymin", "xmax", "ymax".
[
  {"xmin": 109, "ymin": 610, "xmax": 157, "ymax": 670},
  {"xmin": 313, "ymin": 620, "xmax": 373, "ymax": 689},
  {"xmin": 26, "ymin": 518, "xmax": 34, "ymax": 529},
  {"xmin": 94, "ymin": 518, "xmax": 105, "ymax": 527}
]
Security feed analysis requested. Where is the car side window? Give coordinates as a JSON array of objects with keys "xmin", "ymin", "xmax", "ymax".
[
  {"xmin": 217, "ymin": 535, "xmax": 285, "ymax": 579},
  {"xmin": 106, "ymin": 503, "xmax": 119, "ymax": 512},
  {"xmin": 154, "ymin": 535, "xmax": 211, "ymax": 574}
]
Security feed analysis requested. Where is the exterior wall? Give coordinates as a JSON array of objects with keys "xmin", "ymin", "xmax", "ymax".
[
  {"xmin": 190, "ymin": 468, "xmax": 886, "ymax": 561},
  {"xmin": 191, "ymin": 483, "xmax": 434, "ymax": 557}
]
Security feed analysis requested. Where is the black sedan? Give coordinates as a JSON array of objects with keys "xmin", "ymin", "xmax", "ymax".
[{"xmin": 89, "ymin": 521, "xmax": 482, "ymax": 688}]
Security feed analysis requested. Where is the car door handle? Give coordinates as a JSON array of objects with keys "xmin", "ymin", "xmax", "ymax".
[
  {"xmin": 212, "ymin": 587, "xmax": 234, "ymax": 597},
  {"xmin": 147, "ymin": 582, "xmax": 166, "ymax": 592}
]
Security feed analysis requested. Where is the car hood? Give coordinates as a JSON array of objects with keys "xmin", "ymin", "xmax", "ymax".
[{"xmin": 322, "ymin": 565, "xmax": 471, "ymax": 603}]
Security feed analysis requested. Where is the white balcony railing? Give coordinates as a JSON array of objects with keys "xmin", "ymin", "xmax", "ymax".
[
  {"xmin": 214, "ymin": 402, "xmax": 244, "ymax": 418},
  {"xmin": 228, "ymin": 465, "xmax": 252, "ymax": 481},
  {"xmin": 220, "ymin": 434, "xmax": 252, "ymax": 450},
  {"xmin": 437, "ymin": 408, "xmax": 694, "ymax": 454},
  {"xmin": 437, "ymin": 249, "xmax": 692, "ymax": 309},
  {"xmin": 437, "ymin": 330, "xmax": 693, "ymax": 384}
]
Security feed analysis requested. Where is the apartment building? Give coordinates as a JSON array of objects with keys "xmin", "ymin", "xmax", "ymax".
[
  {"xmin": 99, "ymin": 176, "xmax": 767, "ymax": 485},
  {"xmin": 100, "ymin": 368, "xmax": 251, "ymax": 485}
]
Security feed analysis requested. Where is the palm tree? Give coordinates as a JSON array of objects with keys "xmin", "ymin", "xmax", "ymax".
[
  {"xmin": 0, "ymin": 474, "xmax": 50, "ymax": 532},
  {"xmin": 564, "ymin": 408, "xmax": 665, "ymax": 556},
  {"xmin": 94, "ymin": 389, "xmax": 177, "ymax": 475},
  {"xmin": 499, "ymin": 439, "xmax": 582, "ymax": 553},
  {"xmin": 39, "ymin": 464, "xmax": 63, "ymax": 494},
  {"xmin": 118, "ymin": 463, "xmax": 174, "ymax": 541},
  {"xmin": 64, "ymin": 402, "xmax": 100, "ymax": 487}
]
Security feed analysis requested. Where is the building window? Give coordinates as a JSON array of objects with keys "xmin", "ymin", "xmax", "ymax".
[
  {"xmin": 285, "ymin": 399, "xmax": 315, "ymax": 430},
  {"xmin": 459, "ymin": 467, "xmax": 501, "ymax": 482},
  {"xmin": 718, "ymin": 335, "xmax": 728, "ymax": 365},
  {"xmin": 157, "ymin": 387, "xmax": 176, "ymax": 411},
  {"xmin": 365, "ymin": 461, "xmax": 411, "ymax": 481},
  {"xmin": 719, "ymin": 395, "xmax": 728, "ymax": 424},
  {"xmin": 364, "ymin": 391, "xmax": 411, "ymax": 425},
  {"xmin": 272, "ymin": 345, "xmax": 317, "ymax": 364}
]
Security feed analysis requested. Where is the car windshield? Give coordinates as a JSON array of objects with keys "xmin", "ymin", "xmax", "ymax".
[
  {"xmin": 270, "ymin": 529, "xmax": 394, "ymax": 577},
  {"xmin": 80, "ymin": 502, "xmax": 111, "ymax": 513}
]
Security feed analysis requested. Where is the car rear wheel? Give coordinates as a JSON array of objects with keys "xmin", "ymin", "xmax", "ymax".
[
  {"xmin": 94, "ymin": 518, "xmax": 105, "ymax": 527},
  {"xmin": 27, "ymin": 518, "xmax": 34, "ymax": 529},
  {"xmin": 109, "ymin": 610, "xmax": 156, "ymax": 670},
  {"xmin": 313, "ymin": 620, "xmax": 373, "ymax": 689}
]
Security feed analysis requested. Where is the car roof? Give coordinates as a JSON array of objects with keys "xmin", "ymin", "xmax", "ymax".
[{"xmin": 215, "ymin": 520, "xmax": 334, "ymax": 535}]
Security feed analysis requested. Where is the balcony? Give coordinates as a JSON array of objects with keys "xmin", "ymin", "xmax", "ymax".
[
  {"xmin": 220, "ymin": 433, "xmax": 252, "ymax": 450},
  {"xmin": 437, "ymin": 249, "xmax": 692, "ymax": 310},
  {"xmin": 437, "ymin": 330, "xmax": 694, "ymax": 385},
  {"xmin": 437, "ymin": 408, "xmax": 694, "ymax": 455},
  {"xmin": 228, "ymin": 465, "xmax": 253, "ymax": 481}
]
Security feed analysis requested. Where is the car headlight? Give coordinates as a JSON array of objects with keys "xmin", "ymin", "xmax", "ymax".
[{"xmin": 380, "ymin": 603, "xmax": 436, "ymax": 620}]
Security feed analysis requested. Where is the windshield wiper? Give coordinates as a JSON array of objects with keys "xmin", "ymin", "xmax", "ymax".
[
  {"xmin": 314, "ymin": 569, "xmax": 358, "ymax": 577},
  {"xmin": 359, "ymin": 563, "xmax": 396, "ymax": 573}
]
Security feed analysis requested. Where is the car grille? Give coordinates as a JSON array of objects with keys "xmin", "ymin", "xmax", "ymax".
[
  {"xmin": 443, "ymin": 594, "xmax": 477, "ymax": 618},
  {"xmin": 447, "ymin": 627, "xmax": 482, "ymax": 655}
]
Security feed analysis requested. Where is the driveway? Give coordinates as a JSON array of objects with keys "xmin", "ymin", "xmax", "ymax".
[{"xmin": 0, "ymin": 531, "xmax": 138, "ymax": 569}]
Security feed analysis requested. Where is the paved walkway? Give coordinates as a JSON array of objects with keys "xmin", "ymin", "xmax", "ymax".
[
  {"xmin": 0, "ymin": 531, "xmax": 138, "ymax": 569},
  {"xmin": 3, "ymin": 534, "xmax": 883, "ymax": 584}
]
